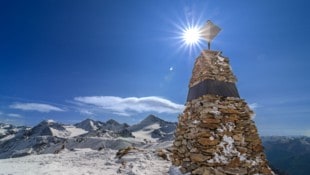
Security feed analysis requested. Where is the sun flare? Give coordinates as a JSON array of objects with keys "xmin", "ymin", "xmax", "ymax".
[{"xmin": 182, "ymin": 27, "xmax": 201, "ymax": 45}]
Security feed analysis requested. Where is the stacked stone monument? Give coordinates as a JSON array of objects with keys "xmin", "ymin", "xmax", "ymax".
[{"xmin": 171, "ymin": 21, "xmax": 275, "ymax": 175}]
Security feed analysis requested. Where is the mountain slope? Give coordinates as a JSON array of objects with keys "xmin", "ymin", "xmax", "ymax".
[
  {"xmin": 128, "ymin": 115, "xmax": 177, "ymax": 142},
  {"xmin": 29, "ymin": 120, "xmax": 69, "ymax": 137},
  {"xmin": 0, "ymin": 118, "xmax": 141, "ymax": 159},
  {"xmin": 0, "ymin": 123, "xmax": 27, "ymax": 139},
  {"xmin": 103, "ymin": 119, "xmax": 129, "ymax": 132},
  {"xmin": 74, "ymin": 118, "xmax": 103, "ymax": 131},
  {"xmin": 0, "ymin": 120, "xmax": 71, "ymax": 158}
]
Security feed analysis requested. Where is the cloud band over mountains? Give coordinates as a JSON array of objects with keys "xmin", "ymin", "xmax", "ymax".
[
  {"xmin": 74, "ymin": 96, "xmax": 185, "ymax": 116},
  {"xmin": 7, "ymin": 96, "xmax": 184, "ymax": 117},
  {"xmin": 10, "ymin": 103, "xmax": 64, "ymax": 113}
]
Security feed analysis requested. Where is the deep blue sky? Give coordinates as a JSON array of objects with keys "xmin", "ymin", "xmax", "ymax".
[{"xmin": 0, "ymin": 0, "xmax": 309, "ymax": 136}]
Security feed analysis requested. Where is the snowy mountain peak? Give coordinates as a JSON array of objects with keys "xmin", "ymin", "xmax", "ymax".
[
  {"xmin": 106, "ymin": 119, "xmax": 120, "ymax": 125},
  {"xmin": 74, "ymin": 118, "xmax": 101, "ymax": 131},
  {"xmin": 46, "ymin": 119, "xmax": 55, "ymax": 124},
  {"xmin": 78, "ymin": 118, "xmax": 94, "ymax": 124},
  {"xmin": 129, "ymin": 115, "xmax": 174, "ymax": 132},
  {"xmin": 29, "ymin": 120, "xmax": 67, "ymax": 137},
  {"xmin": 143, "ymin": 115, "xmax": 164, "ymax": 123},
  {"xmin": 38, "ymin": 119, "xmax": 55, "ymax": 126},
  {"xmin": 128, "ymin": 115, "xmax": 177, "ymax": 142},
  {"xmin": 82, "ymin": 118, "xmax": 93, "ymax": 122},
  {"xmin": 40, "ymin": 120, "xmax": 59, "ymax": 126}
]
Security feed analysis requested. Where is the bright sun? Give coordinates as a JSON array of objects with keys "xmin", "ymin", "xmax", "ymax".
[{"xmin": 182, "ymin": 27, "xmax": 201, "ymax": 45}]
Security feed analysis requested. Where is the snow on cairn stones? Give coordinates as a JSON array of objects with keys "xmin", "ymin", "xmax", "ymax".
[{"xmin": 171, "ymin": 50, "xmax": 275, "ymax": 175}]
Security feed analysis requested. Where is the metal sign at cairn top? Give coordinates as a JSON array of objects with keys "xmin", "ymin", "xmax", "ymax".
[{"xmin": 201, "ymin": 20, "xmax": 221, "ymax": 50}]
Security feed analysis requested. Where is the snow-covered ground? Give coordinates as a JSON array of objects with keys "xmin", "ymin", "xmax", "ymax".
[{"xmin": 0, "ymin": 147, "xmax": 174, "ymax": 175}]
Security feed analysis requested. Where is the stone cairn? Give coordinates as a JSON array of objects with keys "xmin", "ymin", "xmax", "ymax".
[{"xmin": 171, "ymin": 50, "xmax": 275, "ymax": 175}]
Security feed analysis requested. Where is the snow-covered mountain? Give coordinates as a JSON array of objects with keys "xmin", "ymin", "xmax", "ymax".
[
  {"xmin": 0, "ymin": 115, "xmax": 175, "ymax": 159},
  {"xmin": 74, "ymin": 118, "xmax": 104, "ymax": 131},
  {"xmin": 104, "ymin": 119, "xmax": 130, "ymax": 132},
  {"xmin": 0, "ymin": 123, "xmax": 27, "ymax": 139},
  {"xmin": 74, "ymin": 118, "xmax": 129, "ymax": 132},
  {"xmin": 28, "ymin": 120, "xmax": 69, "ymax": 137},
  {"xmin": 129, "ymin": 115, "xmax": 177, "ymax": 142},
  {"xmin": 75, "ymin": 118, "xmax": 133, "ymax": 138}
]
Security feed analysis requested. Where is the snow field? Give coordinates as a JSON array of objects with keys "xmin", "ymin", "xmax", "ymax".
[
  {"xmin": 132, "ymin": 123, "xmax": 161, "ymax": 143},
  {"xmin": 0, "ymin": 147, "xmax": 174, "ymax": 175}
]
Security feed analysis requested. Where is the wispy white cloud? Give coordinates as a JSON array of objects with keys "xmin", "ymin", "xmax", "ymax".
[
  {"xmin": 10, "ymin": 103, "xmax": 64, "ymax": 113},
  {"xmin": 7, "ymin": 113, "xmax": 23, "ymax": 118},
  {"xmin": 249, "ymin": 103, "xmax": 259, "ymax": 110},
  {"xmin": 249, "ymin": 103, "xmax": 259, "ymax": 119},
  {"xmin": 78, "ymin": 109, "xmax": 95, "ymax": 116},
  {"xmin": 112, "ymin": 111, "xmax": 131, "ymax": 117},
  {"xmin": 74, "ymin": 96, "xmax": 184, "ymax": 116}
]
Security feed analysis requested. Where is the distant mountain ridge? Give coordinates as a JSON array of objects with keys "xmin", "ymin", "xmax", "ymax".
[
  {"xmin": 74, "ymin": 118, "xmax": 130, "ymax": 132},
  {"xmin": 0, "ymin": 115, "xmax": 176, "ymax": 159},
  {"xmin": 74, "ymin": 118, "xmax": 133, "ymax": 138},
  {"xmin": 262, "ymin": 136, "xmax": 310, "ymax": 175},
  {"xmin": 1, "ymin": 118, "xmax": 310, "ymax": 175}
]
